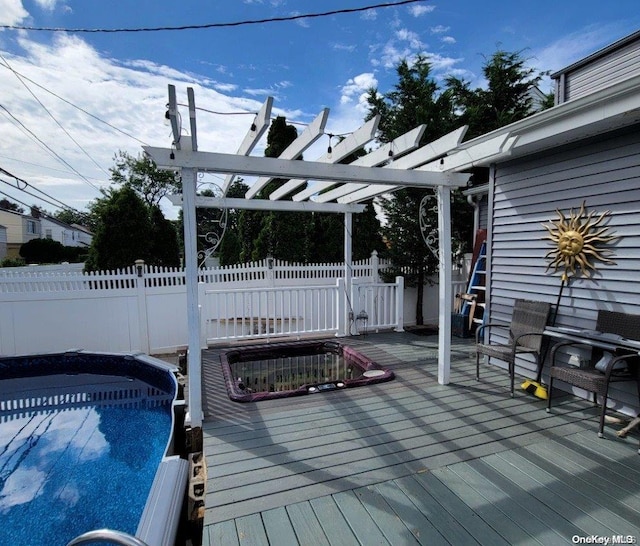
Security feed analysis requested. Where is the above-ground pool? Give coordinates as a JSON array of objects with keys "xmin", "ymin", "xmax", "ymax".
[
  {"xmin": 0, "ymin": 351, "xmax": 184, "ymax": 546},
  {"xmin": 221, "ymin": 340, "xmax": 394, "ymax": 402}
]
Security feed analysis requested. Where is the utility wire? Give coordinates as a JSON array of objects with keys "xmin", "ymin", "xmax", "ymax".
[
  {"xmin": 0, "ymin": 166, "xmax": 85, "ymax": 213},
  {"xmin": 0, "ymin": 63, "xmax": 149, "ymax": 146},
  {"xmin": 0, "ymin": 105, "xmax": 103, "ymax": 194},
  {"xmin": 0, "ymin": 53, "xmax": 110, "ymax": 177},
  {"xmin": 0, "ymin": 185, "xmax": 81, "ymax": 216},
  {"xmin": 0, "ymin": 0, "xmax": 426, "ymax": 33},
  {"xmin": 0, "ymin": 154, "xmax": 105, "ymax": 181}
]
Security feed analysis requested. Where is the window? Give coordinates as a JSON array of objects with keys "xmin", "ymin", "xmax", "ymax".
[
  {"xmin": 27, "ymin": 220, "xmax": 38, "ymax": 235},
  {"xmin": 45, "ymin": 229, "xmax": 52, "ymax": 239}
]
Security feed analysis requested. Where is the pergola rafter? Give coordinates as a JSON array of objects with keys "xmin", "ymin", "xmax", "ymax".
[{"xmin": 147, "ymin": 85, "xmax": 512, "ymax": 428}]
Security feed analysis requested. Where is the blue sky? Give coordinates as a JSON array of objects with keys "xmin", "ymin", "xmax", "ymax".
[{"xmin": 0, "ymin": 0, "xmax": 639, "ymax": 217}]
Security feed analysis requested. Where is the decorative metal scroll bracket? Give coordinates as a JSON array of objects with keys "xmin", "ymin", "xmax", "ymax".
[
  {"xmin": 196, "ymin": 173, "xmax": 228, "ymax": 268},
  {"xmin": 419, "ymin": 191, "xmax": 440, "ymax": 260}
]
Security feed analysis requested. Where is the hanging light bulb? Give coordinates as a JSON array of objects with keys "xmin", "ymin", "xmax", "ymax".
[
  {"xmin": 164, "ymin": 103, "xmax": 171, "ymax": 126},
  {"xmin": 327, "ymin": 134, "xmax": 333, "ymax": 158},
  {"xmin": 250, "ymin": 115, "xmax": 258, "ymax": 132}
]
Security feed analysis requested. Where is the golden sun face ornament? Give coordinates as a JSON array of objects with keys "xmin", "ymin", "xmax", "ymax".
[{"xmin": 543, "ymin": 202, "xmax": 617, "ymax": 278}]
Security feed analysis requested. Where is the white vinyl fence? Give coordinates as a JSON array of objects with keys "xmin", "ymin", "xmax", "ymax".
[{"xmin": 0, "ymin": 253, "xmax": 410, "ymax": 356}]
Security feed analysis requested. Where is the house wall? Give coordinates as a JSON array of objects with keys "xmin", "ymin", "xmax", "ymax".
[
  {"xmin": 0, "ymin": 225, "xmax": 6, "ymax": 260},
  {"xmin": 554, "ymin": 32, "xmax": 640, "ymax": 103},
  {"xmin": 40, "ymin": 217, "xmax": 92, "ymax": 247},
  {"xmin": 0, "ymin": 210, "xmax": 40, "ymax": 257},
  {"xmin": 488, "ymin": 124, "xmax": 640, "ymax": 414}
]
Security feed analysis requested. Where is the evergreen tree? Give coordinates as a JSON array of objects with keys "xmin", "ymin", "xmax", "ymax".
[
  {"xmin": 85, "ymin": 186, "xmax": 153, "ymax": 271},
  {"xmin": 149, "ymin": 205, "xmax": 180, "ymax": 267},
  {"xmin": 218, "ymin": 179, "xmax": 249, "ymax": 266},
  {"xmin": 366, "ymin": 55, "xmax": 461, "ymax": 324},
  {"xmin": 446, "ymin": 49, "xmax": 547, "ymax": 139}
]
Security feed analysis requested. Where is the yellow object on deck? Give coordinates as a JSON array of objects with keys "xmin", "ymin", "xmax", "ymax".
[{"xmin": 521, "ymin": 379, "xmax": 548, "ymax": 400}]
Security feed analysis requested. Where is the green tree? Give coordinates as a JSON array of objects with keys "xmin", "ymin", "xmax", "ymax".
[
  {"xmin": 446, "ymin": 49, "xmax": 548, "ymax": 139},
  {"xmin": 149, "ymin": 205, "xmax": 180, "ymax": 267},
  {"xmin": 366, "ymin": 55, "xmax": 462, "ymax": 324},
  {"xmin": 53, "ymin": 208, "xmax": 91, "ymax": 229},
  {"xmin": 85, "ymin": 186, "xmax": 153, "ymax": 271},
  {"xmin": 217, "ymin": 179, "xmax": 249, "ymax": 265},
  {"xmin": 109, "ymin": 150, "xmax": 180, "ymax": 206},
  {"xmin": 19, "ymin": 238, "xmax": 66, "ymax": 263},
  {"xmin": 0, "ymin": 198, "xmax": 23, "ymax": 213},
  {"xmin": 239, "ymin": 116, "xmax": 309, "ymax": 263}
]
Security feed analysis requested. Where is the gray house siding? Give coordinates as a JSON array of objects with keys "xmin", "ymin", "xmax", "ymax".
[
  {"xmin": 478, "ymin": 194, "xmax": 489, "ymax": 231},
  {"xmin": 554, "ymin": 31, "xmax": 640, "ymax": 103},
  {"xmin": 488, "ymin": 125, "xmax": 640, "ymax": 413}
]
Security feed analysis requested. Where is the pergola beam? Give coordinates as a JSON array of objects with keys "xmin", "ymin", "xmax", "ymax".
[
  {"xmin": 144, "ymin": 146, "xmax": 469, "ymax": 187},
  {"xmin": 292, "ymin": 125, "xmax": 426, "ymax": 202},
  {"xmin": 268, "ymin": 116, "xmax": 381, "ymax": 200},
  {"xmin": 246, "ymin": 108, "xmax": 330, "ymax": 199},
  {"xmin": 220, "ymin": 96, "xmax": 273, "ymax": 194},
  {"xmin": 335, "ymin": 126, "xmax": 470, "ymax": 203},
  {"xmin": 420, "ymin": 133, "xmax": 517, "ymax": 172},
  {"xmin": 167, "ymin": 195, "xmax": 365, "ymax": 213}
]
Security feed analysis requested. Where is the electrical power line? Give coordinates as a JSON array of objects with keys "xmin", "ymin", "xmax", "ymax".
[
  {"xmin": 0, "ymin": 105, "xmax": 103, "ymax": 194},
  {"xmin": 0, "ymin": 63, "xmax": 150, "ymax": 146},
  {"xmin": 0, "ymin": 166, "xmax": 85, "ymax": 214},
  {"xmin": 0, "ymin": 52, "xmax": 110, "ymax": 177},
  {"xmin": 0, "ymin": 0, "xmax": 427, "ymax": 33}
]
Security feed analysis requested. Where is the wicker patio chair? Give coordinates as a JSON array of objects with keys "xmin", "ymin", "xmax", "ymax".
[
  {"xmin": 475, "ymin": 299, "xmax": 552, "ymax": 397},
  {"xmin": 546, "ymin": 310, "xmax": 640, "ymax": 437}
]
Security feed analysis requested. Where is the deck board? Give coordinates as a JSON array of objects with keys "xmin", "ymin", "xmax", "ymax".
[{"xmin": 200, "ymin": 332, "xmax": 640, "ymax": 545}]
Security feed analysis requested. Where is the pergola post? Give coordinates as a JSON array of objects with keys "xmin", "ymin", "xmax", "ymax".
[
  {"xmin": 342, "ymin": 211, "xmax": 353, "ymax": 336},
  {"xmin": 182, "ymin": 167, "xmax": 203, "ymax": 428},
  {"xmin": 437, "ymin": 185, "xmax": 452, "ymax": 384}
]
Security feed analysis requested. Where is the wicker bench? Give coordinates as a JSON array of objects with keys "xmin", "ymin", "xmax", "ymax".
[
  {"xmin": 475, "ymin": 299, "xmax": 551, "ymax": 397},
  {"xmin": 546, "ymin": 310, "xmax": 640, "ymax": 437}
]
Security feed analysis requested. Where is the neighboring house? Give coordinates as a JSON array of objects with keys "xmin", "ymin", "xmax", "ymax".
[
  {"xmin": 0, "ymin": 208, "xmax": 41, "ymax": 258},
  {"xmin": 40, "ymin": 215, "xmax": 93, "ymax": 248},
  {"xmin": 0, "ymin": 224, "xmax": 7, "ymax": 260},
  {"xmin": 459, "ymin": 29, "xmax": 640, "ymax": 414}
]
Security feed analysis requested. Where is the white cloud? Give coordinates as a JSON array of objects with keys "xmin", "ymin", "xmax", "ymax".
[
  {"xmin": 214, "ymin": 82, "xmax": 238, "ymax": 93},
  {"xmin": 408, "ymin": 5, "xmax": 436, "ymax": 17},
  {"xmin": 0, "ymin": 34, "xmax": 270, "ymax": 214},
  {"xmin": 33, "ymin": 0, "xmax": 60, "ymax": 10},
  {"xmin": 332, "ymin": 43, "xmax": 357, "ymax": 53},
  {"xmin": 430, "ymin": 25, "xmax": 450, "ymax": 34},
  {"xmin": 441, "ymin": 36, "xmax": 456, "ymax": 45},
  {"xmin": 0, "ymin": 0, "xmax": 29, "ymax": 25},
  {"xmin": 340, "ymin": 72, "xmax": 378, "ymax": 112},
  {"xmin": 396, "ymin": 28, "xmax": 425, "ymax": 49},
  {"xmin": 290, "ymin": 11, "xmax": 310, "ymax": 28},
  {"xmin": 360, "ymin": 9, "xmax": 377, "ymax": 21}
]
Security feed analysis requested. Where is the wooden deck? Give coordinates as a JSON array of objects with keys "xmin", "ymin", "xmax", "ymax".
[{"xmin": 200, "ymin": 332, "xmax": 640, "ymax": 545}]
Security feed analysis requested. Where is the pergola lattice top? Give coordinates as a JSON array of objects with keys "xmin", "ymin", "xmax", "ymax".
[{"xmin": 143, "ymin": 85, "xmax": 517, "ymax": 428}]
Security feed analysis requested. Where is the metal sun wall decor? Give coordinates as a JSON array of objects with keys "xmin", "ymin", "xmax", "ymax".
[{"xmin": 543, "ymin": 201, "xmax": 617, "ymax": 279}]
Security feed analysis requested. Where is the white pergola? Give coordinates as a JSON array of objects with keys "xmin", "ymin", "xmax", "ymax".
[{"xmin": 144, "ymin": 86, "xmax": 516, "ymax": 427}]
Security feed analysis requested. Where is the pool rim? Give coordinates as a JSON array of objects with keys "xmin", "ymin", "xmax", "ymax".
[{"xmin": 0, "ymin": 349, "xmax": 186, "ymax": 545}]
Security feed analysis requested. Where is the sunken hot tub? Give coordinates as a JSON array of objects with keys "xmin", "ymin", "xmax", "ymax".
[{"xmin": 220, "ymin": 340, "xmax": 394, "ymax": 402}]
